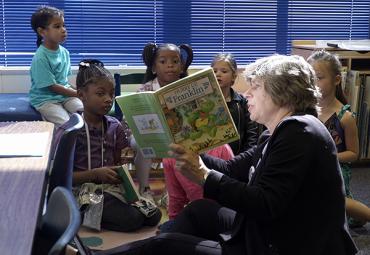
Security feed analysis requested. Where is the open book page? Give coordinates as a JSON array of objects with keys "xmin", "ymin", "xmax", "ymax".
[
  {"xmin": 116, "ymin": 68, "xmax": 240, "ymax": 158},
  {"xmin": 0, "ymin": 132, "xmax": 49, "ymax": 157},
  {"xmin": 116, "ymin": 92, "xmax": 174, "ymax": 158},
  {"xmin": 155, "ymin": 67, "xmax": 239, "ymax": 154}
]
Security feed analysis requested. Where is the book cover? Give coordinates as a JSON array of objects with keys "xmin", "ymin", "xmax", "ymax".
[
  {"xmin": 344, "ymin": 70, "xmax": 361, "ymax": 115},
  {"xmin": 116, "ymin": 67, "xmax": 240, "ymax": 158},
  {"xmin": 117, "ymin": 165, "xmax": 139, "ymax": 203}
]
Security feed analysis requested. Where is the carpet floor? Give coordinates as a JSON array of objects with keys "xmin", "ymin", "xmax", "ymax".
[{"xmin": 349, "ymin": 167, "xmax": 370, "ymax": 255}]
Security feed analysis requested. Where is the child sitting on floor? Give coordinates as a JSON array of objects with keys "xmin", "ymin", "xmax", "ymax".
[{"xmin": 53, "ymin": 59, "xmax": 161, "ymax": 232}]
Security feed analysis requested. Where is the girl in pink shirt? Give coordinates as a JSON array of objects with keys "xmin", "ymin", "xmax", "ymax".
[{"xmin": 163, "ymin": 145, "xmax": 234, "ymax": 219}]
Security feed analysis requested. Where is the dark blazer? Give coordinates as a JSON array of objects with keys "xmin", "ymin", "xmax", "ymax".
[
  {"xmin": 226, "ymin": 88, "xmax": 259, "ymax": 154},
  {"xmin": 202, "ymin": 114, "xmax": 357, "ymax": 255}
]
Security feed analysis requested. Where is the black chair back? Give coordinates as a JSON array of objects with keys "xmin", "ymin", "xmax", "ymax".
[
  {"xmin": 47, "ymin": 113, "xmax": 84, "ymax": 201},
  {"xmin": 32, "ymin": 187, "xmax": 81, "ymax": 255},
  {"xmin": 113, "ymin": 73, "xmax": 145, "ymax": 120}
]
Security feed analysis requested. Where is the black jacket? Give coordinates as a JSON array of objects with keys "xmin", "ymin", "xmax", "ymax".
[
  {"xmin": 227, "ymin": 88, "xmax": 259, "ymax": 155},
  {"xmin": 202, "ymin": 114, "xmax": 357, "ymax": 255}
]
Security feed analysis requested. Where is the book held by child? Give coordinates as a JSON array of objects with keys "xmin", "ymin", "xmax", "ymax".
[
  {"xmin": 117, "ymin": 165, "xmax": 140, "ymax": 203},
  {"xmin": 116, "ymin": 67, "xmax": 239, "ymax": 158}
]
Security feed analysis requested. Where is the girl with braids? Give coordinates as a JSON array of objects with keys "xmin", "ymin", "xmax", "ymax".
[
  {"xmin": 53, "ymin": 59, "xmax": 161, "ymax": 232},
  {"xmin": 308, "ymin": 50, "xmax": 370, "ymax": 227},
  {"xmin": 133, "ymin": 43, "xmax": 234, "ymax": 224},
  {"xmin": 29, "ymin": 5, "xmax": 83, "ymax": 127},
  {"xmin": 129, "ymin": 43, "xmax": 194, "ymax": 200},
  {"xmin": 140, "ymin": 42, "xmax": 193, "ymax": 89}
]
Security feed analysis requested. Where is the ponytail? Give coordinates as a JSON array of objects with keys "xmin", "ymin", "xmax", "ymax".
[
  {"xmin": 179, "ymin": 44, "xmax": 193, "ymax": 78},
  {"xmin": 336, "ymin": 84, "xmax": 348, "ymax": 106},
  {"xmin": 142, "ymin": 42, "xmax": 158, "ymax": 83},
  {"xmin": 36, "ymin": 34, "xmax": 43, "ymax": 47},
  {"xmin": 141, "ymin": 42, "xmax": 194, "ymax": 82}
]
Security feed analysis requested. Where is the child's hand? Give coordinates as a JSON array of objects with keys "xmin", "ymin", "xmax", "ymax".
[{"xmin": 92, "ymin": 167, "xmax": 121, "ymax": 184}]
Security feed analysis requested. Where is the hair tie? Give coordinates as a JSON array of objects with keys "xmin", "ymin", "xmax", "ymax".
[{"xmin": 79, "ymin": 61, "xmax": 90, "ymax": 67}]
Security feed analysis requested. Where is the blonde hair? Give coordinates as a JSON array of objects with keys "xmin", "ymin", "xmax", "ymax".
[
  {"xmin": 307, "ymin": 50, "xmax": 347, "ymax": 105},
  {"xmin": 211, "ymin": 53, "xmax": 238, "ymax": 78}
]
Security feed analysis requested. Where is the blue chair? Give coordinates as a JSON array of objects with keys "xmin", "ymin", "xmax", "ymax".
[
  {"xmin": 46, "ymin": 113, "xmax": 88, "ymax": 254},
  {"xmin": 47, "ymin": 113, "xmax": 84, "ymax": 201},
  {"xmin": 32, "ymin": 187, "xmax": 81, "ymax": 255}
]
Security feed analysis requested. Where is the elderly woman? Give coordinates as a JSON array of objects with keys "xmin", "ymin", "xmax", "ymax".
[{"xmin": 109, "ymin": 55, "xmax": 357, "ymax": 255}]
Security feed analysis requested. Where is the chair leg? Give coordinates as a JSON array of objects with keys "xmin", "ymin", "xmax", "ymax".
[{"xmin": 73, "ymin": 234, "xmax": 92, "ymax": 255}]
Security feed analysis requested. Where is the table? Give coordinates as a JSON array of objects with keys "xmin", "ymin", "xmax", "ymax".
[{"xmin": 0, "ymin": 121, "xmax": 54, "ymax": 255}]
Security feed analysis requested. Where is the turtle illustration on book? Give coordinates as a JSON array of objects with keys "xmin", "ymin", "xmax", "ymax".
[{"xmin": 184, "ymin": 98, "xmax": 218, "ymax": 140}]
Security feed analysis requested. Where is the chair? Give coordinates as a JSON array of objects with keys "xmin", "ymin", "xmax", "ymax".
[
  {"xmin": 32, "ymin": 187, "xmax": 81, "ymax": 255},
  {"xmin": 47, "ymin": 112, "xmax": 84, "ymax": 201},
  {"xmin": 113, "ymin": 72, "xmax": 146, "ymax": 167},
  {"xmin": 113, "ymin": 72, "xmax": 145, "ymax": 121}
]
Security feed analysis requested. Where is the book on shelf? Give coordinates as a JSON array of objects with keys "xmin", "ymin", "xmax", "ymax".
[
  {"xmin": 116, "ymin": 67, "xmax": 240, "ymax": 159},
  {"xmin": 340, "ymin": 66, "xmax": 348, "ymax": 92},
  {"xmin": 362, "ymin": 76, "xmax": 370, "ymax": 159},
  {"xmin": 344, "ymin": 70, "xmax": 361, "ymax": 115},
  {"xmin": 117, "ymin": 165, "xmax": 140, "ymax": 203}
]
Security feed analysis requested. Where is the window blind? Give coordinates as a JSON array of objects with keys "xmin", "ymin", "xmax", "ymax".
[
  {"xmin": 0, "ymin": 1, "xmax": 49, "ymax": 66},
  {"xmin": 0, "ymin": 0, "xmax": 368, "ymax": 66},
  {"xmin": 64, "ymin": 0, "xmax": 164, "ymax": 66}
]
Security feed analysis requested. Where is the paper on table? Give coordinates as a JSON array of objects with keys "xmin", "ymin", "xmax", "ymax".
[{"xmin": 0, "ymin": 132, "xmax": 49, "ymax": 157}]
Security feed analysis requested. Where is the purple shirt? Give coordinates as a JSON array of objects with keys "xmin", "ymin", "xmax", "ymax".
[{"xmin": 53, "ymin": 115, "xmax": 129, "ymax": 171}]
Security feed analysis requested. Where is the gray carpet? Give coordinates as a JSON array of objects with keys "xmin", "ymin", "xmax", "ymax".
[{"xmin": 350, "ymin": 167, "xmax": 370, "ymax": 255}]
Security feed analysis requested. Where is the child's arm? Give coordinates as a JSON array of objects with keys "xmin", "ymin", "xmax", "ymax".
[
  {"xmin": 115, "ymin": 120, "xmax": 130, "ymax": 165},
  {"xmin": 339, "ymin": 112, "xmax": 359, "ymax": 162},
  {"xmin": 73, "ymin": 167, "xmax": 121, "ymax": 185},
  {"xmin": 49, "ymin": 84, "xmax": 78, "ymax": 97}
]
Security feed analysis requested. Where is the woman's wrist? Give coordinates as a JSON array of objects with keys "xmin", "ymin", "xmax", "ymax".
[{"xmin": 200, "ymin": 168, "xmax": 211, "ymax": 186}]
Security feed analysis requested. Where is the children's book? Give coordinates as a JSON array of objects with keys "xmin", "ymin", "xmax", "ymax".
[
  {"xmin": 117, "ymin": 165, "xmax": 140, "ymax": 203},
  {"xmin": 344, "ymin": 70, "xmax": 361, "ymax": 115},
  {"xmin": 116, "ymin": 67, "xmax": 240, "ymax": 158}
]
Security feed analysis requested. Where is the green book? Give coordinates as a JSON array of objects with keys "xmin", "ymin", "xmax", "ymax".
[
  {"xmin": 116, "ymin": 67, "xmax": 240, "ymax": 159},
  {"xmin": 117, "ymin": 165, "xmax": 140, "ymax": 203}
]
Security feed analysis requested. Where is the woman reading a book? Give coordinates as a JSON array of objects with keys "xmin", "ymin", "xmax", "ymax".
[
  {"xmin": 53, "ymin": 59, "xmax": 161, "ymax": 232},
  {"xmin": 112, "ymin": 54, "xmax": 357, "ymax": 254}
]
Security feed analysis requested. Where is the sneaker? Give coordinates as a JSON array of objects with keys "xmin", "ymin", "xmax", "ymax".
[
  {"xmin": 158, "ymin": 191, "xmax": 168, "ymax": 209},
  {"xmin": 140, "ymin": 186, "xmax": 155, "ymax": 203}
]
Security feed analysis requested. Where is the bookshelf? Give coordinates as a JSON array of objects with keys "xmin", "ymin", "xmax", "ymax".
[
  {"xmin": 292, "ymin": 40, "xmax": 370, "ymax": 162},
  {"xmin": 292, "ymin": 40, "xmax": 370, "ymax": 73}
]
